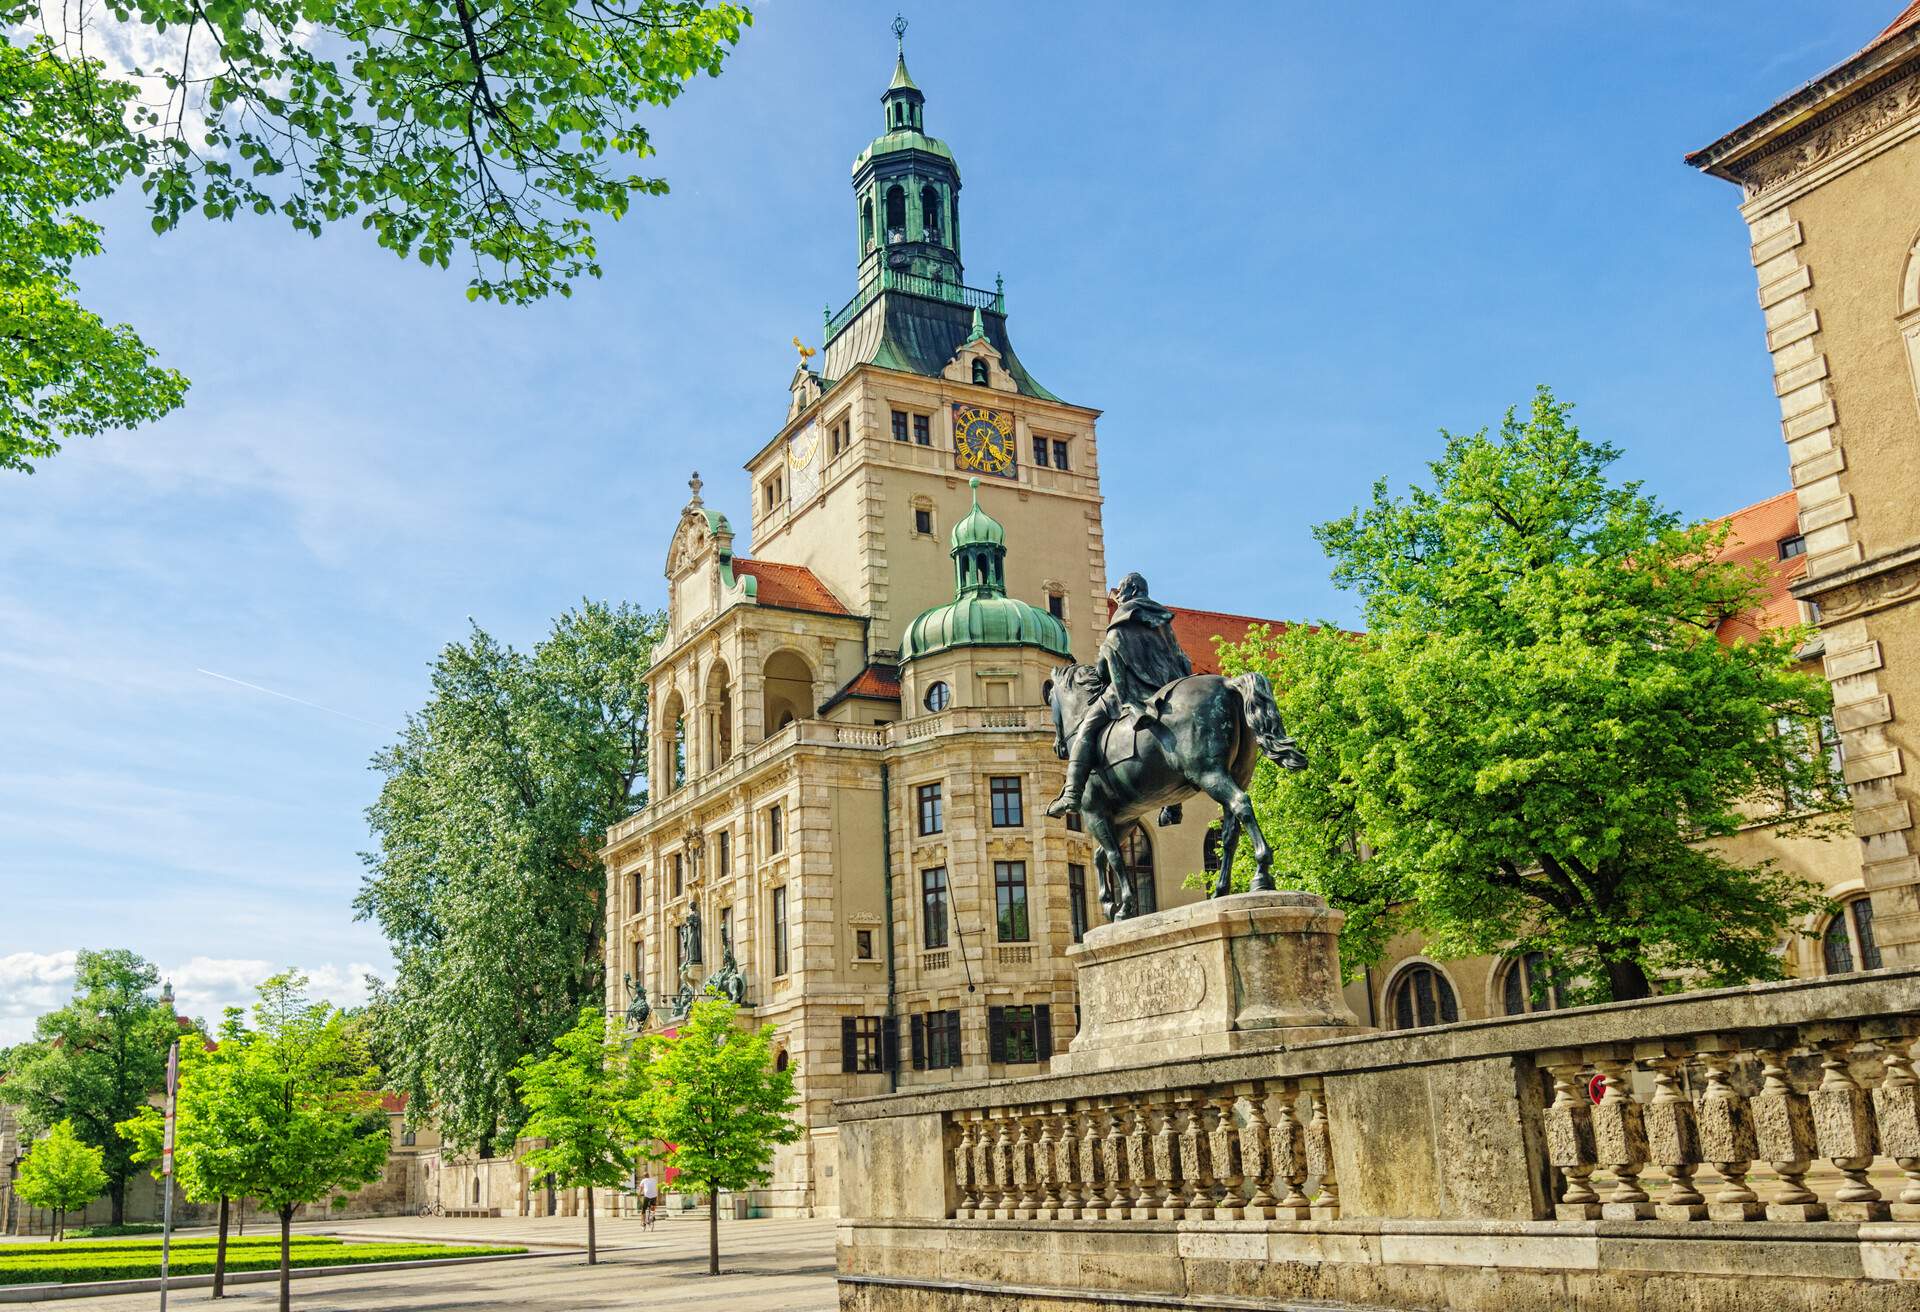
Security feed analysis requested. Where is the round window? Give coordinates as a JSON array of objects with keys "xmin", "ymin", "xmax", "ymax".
[{"xmin": 924, "ymin": 681, "xmax": 952, "ymax": 712}]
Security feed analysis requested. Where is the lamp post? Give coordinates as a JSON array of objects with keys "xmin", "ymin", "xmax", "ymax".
[{"xmin": 159, "ymin": 1039, "xmax": 178, "ymax": 1312}]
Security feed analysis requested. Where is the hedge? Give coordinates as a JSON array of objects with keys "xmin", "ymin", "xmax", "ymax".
[
  {"xmin": 0, "ymin": 1242, "xmax": 524, "ymax": 1286},
  {"xmin": 0, "ymin": 1236, "xmax": 337, "ymax": 1259}
]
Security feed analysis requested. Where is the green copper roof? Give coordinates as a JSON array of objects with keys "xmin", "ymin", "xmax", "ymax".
[
  {"xmin": 851, "ymin": 130, "xmax": 954, "ymax": 173},
  {"xmin": 902, "ymin": 479, "xmax": 1071, "ymax": 663},
  {"xmin": 950, "ymin": 477, "xmax": 1003, "ymax": 549},
  {"xmin": 822, "ymin": 291, "xmax": 1060, "ymax": 402},
  {"xmin": 888, "ymin": 54, "xmax": 919, "ymax": 92}
]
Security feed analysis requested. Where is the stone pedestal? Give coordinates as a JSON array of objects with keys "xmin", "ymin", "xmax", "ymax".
[{"xmin": 1056, "ymin": 890, "xmax": 1364, "ymax": 1074}]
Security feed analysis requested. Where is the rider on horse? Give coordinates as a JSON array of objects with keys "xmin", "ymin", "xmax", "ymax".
[{"xmin": 1047, "ymin": 572, "xmax": 1193, "ymax": 818}]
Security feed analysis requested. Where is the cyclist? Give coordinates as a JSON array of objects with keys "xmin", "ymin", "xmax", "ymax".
[{"xmin": 639, "ymin": 1170, "xmax": 659, "ymax": 1227}]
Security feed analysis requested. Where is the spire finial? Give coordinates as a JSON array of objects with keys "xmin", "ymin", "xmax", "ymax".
[
  {"xmin": 688, "ymin": 471, "xmax": 703, "ymax": 505},
  {"xmin": 969, "ymin": 475, "xmax": 981, "ymax": 503},
  {"xmin": 892, "ymin": 12, "xmax": 907, "ymax": 53}
]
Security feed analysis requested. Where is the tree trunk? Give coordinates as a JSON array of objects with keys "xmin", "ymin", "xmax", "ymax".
[
  {"xmin": 1605, "ymin": 957, "xmax": 1652, "ymax": 1001},
  {"xmin": 214, "ymin": 1196, "xmax": 231, "ymax": 1298},
  {"xmin": 109, "ymin": 1178, "xmax": 125, "ymax": 1226},
  {"xmin": 585, "ymin": 1184, "xmax": 596, "ymax": 1265},
  {"xmin": 708, "ymin": 1189, "xmax": 719, "ymax": 1276},
  {"xmin": 278, "ymin": 1206, "xmax": 294, "ymax": 1312}
]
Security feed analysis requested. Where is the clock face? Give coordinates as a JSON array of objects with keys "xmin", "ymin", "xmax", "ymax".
[{"xmin": 952, "ymin": 405, "xmax": 1015, "ymax": 477}]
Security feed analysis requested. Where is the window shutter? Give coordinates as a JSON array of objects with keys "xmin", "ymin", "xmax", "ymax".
[
  {"xmin": 945, "ymin": 1009, "xmax": 962, "ymax": 1068},
  {"xmin": 883, "ymin": 1017, "xmax": 901, "ymax": 1073},
  {"xmin": 988, "ymin": 1006, "xmax": 1006, "ymax": 1064},
  {"xmin": 841, "ymin": 1016, "xmax": 857, "ymax": 1073},
  {"xmin": 1036, "ymin": 1005, "xmax": 1053, "ymax": 1060},
  {"xmin": 910, "ymin": 1014, "xmax": 926, "ymax": 1071}
]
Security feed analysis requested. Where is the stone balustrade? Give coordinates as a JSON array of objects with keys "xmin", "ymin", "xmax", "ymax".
[{"xmin": 837, "ymin": 967, "xmax": 1920, "ymax": 1312}]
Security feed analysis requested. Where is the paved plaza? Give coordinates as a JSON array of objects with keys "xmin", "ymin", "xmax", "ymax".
[{"xmin": 14, "ymin": 1214, "xmax": 837, "ymax": 1311}]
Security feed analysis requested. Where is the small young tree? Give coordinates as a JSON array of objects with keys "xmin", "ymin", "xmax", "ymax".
[
  {"xmin": 512, "ymin": 1006, "xmax": 652, "ymax": 1264},
  {"xmin": 15, "ymin": 1120, "xmax": 108, "ymax": 1240},
  {"xmin": 1221, "ymin": 388, "xmax": 1839, "ymax": 1001},
  {"xmin": 240, "ymin": 973, "xmax": 390, "ymax": 1312},
  {"xmin": 120, "ymin": 1009, "xmax": 266, "ymax": 1297},
  {"xmin": 644, "ymin": 995, "xmax": 800, "ymax": 1276}
]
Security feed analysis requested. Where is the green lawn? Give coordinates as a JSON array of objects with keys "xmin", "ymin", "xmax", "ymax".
[{"xmin": 0, "ymin": 1235, "xmax": 526, "ymax": 1286}]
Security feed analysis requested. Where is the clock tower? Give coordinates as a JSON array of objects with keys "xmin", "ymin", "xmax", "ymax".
[{"xmin": 745, "ymin": 21, "xmax": 1108, "ymax": 661}]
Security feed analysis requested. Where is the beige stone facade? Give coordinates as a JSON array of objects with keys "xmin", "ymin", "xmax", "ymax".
[
  {"xmin": 1688, "ymin": 6, "xmax": 1920, "ymax": 966},
  {"xmin": 598, "ymin": 52, "xmax": 1218, "ymax": 1218}
]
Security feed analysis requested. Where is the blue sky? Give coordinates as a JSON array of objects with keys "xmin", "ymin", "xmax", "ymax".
[{"xmin": 0, "ymin": 2, "xmax": 1895, "ymax": 1038}]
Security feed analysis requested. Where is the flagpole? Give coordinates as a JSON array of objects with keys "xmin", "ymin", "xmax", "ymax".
[{"xmin": 159, "ymin": 1040, "xmax": 178, "ymax": 1312}]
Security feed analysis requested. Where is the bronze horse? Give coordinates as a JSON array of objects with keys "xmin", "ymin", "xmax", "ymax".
[{"xmin": 1048, "ymin": 666, "xmax": 1307, "ymax": 921}]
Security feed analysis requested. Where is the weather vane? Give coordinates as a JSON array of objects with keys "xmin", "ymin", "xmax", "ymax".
[
  {"xmin": 792, "ymin": 335, "xmax": 816, "ymax": 364},
  {"xmin": 892, "ymin": 13, "xmax": 907, "ymax": 53}
]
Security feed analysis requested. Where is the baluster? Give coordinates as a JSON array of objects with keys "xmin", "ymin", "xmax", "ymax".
[
  {"xmin": 1198, "ymin": 1089, "xmax": 1239, "ymax": 1219},
  {"xmin": 1303, "ymin": 1076, "xmax": 1339, "ymax": 1221},
  {"xmin": 1810, "ymin": 1031, "xmax": 1889, "ymax": 1220},
  {"xmin": 1054, "ymin": 1104, "xmax": 1084, "ymax": 1220},
  {"xmin": 1693, "ymin": 1037, "xmax": 1762, "ymax": 1221},
  {"xmin": 1590, "ymin": 1050, "xmax": 1652, "ymax": 1219},
  {"xmin": 1099, "ymin": 1097, "xmax": 1128, "ymax": 1218},
  {"xmin": 1012, "ymin": 1109, "xmax": 1040, "ymax": 1219},
  {"xmin": 1079, "ymin": 1100, "xmax": 1107, "ymax": 1220},
  {"xmin": 1540, "ymin": 1053, "xmax": 1601, "ymax": 1220},
  {"xmin": 991, "ymin": 1108, "xmax": 1016, "ymax": 1219},
  {"xmin": 1270, "ymin": 1080, "xmax": 1311, "ymax": 1220},
  {"xmin": 1751, "ymin": 1046, "xmax": 1825, "ymax": 1221},
  {"xmin": 1638, "ymin": 1043, "xmax": 1705, "ymax": 1221},
  {"xmin": 952, "ymin": 1114, "xmax": 978, "ymax": 1219},
  {"xmin": 1867, "ymin": 1025, "xmax": 1920, "ymax": 1220},
  {"xmin": 1035, "ymin": 1106, "xmax": 1061, "ymax": 1219},
  {"xmin": 967, "ymin": 1109, "xmax": 993, "ymax": 1218},
  {"xmin": 1122, "ymin": 1098, "xmax": 1153, "ymax": 1218},
  {"xmin": 1174, "ymin": 1090, "xmax": 1208, "ymax": 1217},
  {"xmin": 1147, "ymin": 1094, "xmax": 1181, "ymax": 1219},
  {"xmin": 1241, "ymin": 1081, "xmax": 1278, "ymax": 1219}
]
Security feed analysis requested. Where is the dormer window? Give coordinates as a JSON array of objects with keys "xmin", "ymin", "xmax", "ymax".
[
  {"xmin": 1780, "ymin": 534, "xmax": 1806, "ymax": 559},
  {"xmin": 972, "ymin": 358, "xmax": 990, "ymax": 386}
]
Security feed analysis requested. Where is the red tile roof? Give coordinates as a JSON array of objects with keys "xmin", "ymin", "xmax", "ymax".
[
  {"xmin": 381, "ymin": 1092, "xmax": 410, "ymax": 1114},
  {"xmin": 732, "ymin": 559, "xmax": 852, "ymax": 616},
  {"xmin": 1711, "ymin": 491, "xmax": 1807, "ymax": 644},
  {"xmin": 841, "ymin": 665, "xmax": 901, "ymax": 700},
  {"xmin": 1868, "ymin": 0, "xmax": 1920, "ymax": 54},
  {"xmin": 1143, "ymin": 603, "xmax": 1292, "ymax": 676}
]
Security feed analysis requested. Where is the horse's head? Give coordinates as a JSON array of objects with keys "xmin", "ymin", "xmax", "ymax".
[{"xmin": 1048, "ymin": 663, "xmax": 1102, "ymax": 758}]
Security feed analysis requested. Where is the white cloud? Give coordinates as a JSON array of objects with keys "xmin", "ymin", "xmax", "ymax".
[{"xmin": 0, "ymin": 951, "xmax": 376, "ymax": 1046}]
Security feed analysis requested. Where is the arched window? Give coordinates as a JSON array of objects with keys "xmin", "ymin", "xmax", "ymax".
[
  {"xmin": 775, "ymin": 1049, "xmax": 790, "ymax": 1073},
  {"xmin": 1497, "ymin": 952, "xmax": 1560, "ymax": 1016},
  {"xmin": 884, "ymin": 185, "xmax": 906, "ymax": 235},
  {"xmin": 1387, "ymin": 963, "xmax": 1459, "ymax": 1030},
  {"xmin": 1823, "ymin": 895, "xmax": 1883, "ymax": 975},
  {"xmin": 472, "ymin": 1178, "xmax": 481, "ymax": 1205},
  {"xmin": 705, "ymin": 660, "xmax": 733, "ymax": 768},
  {"xmin": 1202, "ymin": 824, "xmax": 1222, "ymax": 874},
  {"xmin": 662, "ymin": 691, "xmax": 687, "ymax": 791},
  {"xmin": 920, "ymin": 184, "xmax": 941, "ymax": 241},
  {"xmin": 1121, "ymin": 822, "xmax": 1157, "ymax": 914},
  {"xmin": 972, "ymin": 358, "xmax": 990, "ymax": 386},
  {"xmin": 762, "ymin": 650, "xmax": 813, "ymax": 737},
  {"xmin": 861, "ymin": 199, "xmax": 874, "ymax": 251}
]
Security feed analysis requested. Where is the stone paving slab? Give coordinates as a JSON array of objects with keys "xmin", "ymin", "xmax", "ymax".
[{"xmin": 10, "ymin": 1215, "xmax": 837, "ymax": 1311}]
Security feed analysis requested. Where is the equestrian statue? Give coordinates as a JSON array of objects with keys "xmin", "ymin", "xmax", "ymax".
[{"xmin": 1047, "ymin": 571, "xmax": 1308, "ymax": 922}]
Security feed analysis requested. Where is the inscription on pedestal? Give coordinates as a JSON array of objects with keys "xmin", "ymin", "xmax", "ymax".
[{"xmin": 1086, "ymin": 949, "xmax": 1207, "ymax": 1022}]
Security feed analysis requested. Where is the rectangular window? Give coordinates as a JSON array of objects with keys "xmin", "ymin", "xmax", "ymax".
[
  {"xmin": 672, "ymin": 853, "xmax": 683, "ymax": 898},
  {"xmin": 1065, "ymin": 809, "xmax": 1082, "ymax": 833},
  {"xmin": 718, "ymin": 829, "xmax": 730, "ymax": 874},
  {"xmin": 856, "ymin": 928, "xmax": 874, "ymax": 960},
  {"xmin": 987, "ymin": 1004, "xmax": 1051, "ymax": 1065},
  {"xmin": 769, "ymin": 803, "xmax": 784, "ymax": 855},
  {"xmin": 772, "ymin": 886, "xmax": 789, "ymax": 976},
  {"xmin": 718, "ymin": 904, "xmax": 732, "ymax": 955},
  {"xmin": 995, "ymin": 861, "xmax": 1030, "ymax": 942},
  {"xmin": 892, "ymin": 409, "xmax": 909, "ymax": 442},
  {"xmin": 1068, "ymin": 863, "xmax": 1088, "ymax": 944},
  {"xmin": 763, "ymin": 473, "xmax": 783, "ymax": 511},
  {"xmin": 1053, "ymin": 440, "xmax": 1070, "ymax": 471},
  {"xmin": 913, "ymin": 413, "xmax": 931, "ymax": 446},
  {"xmin": 1048, "ymin": 592, "xmax": 1065, "ymax": 620},
  {"xmin": 1032, "ymin": 435, "xmax": 1049, "ymax": 467},
  {"xmin": 841, "ymin": 1016, "xmax": 892, "ymax": 1074},
  {"xmin": 911, "ymin": 1009, "xmax": 962, "ymax": 1071},
  {"xmin": 922, "ymin": 867, "xmax": 949, "ymax": 949},
  {"xmin": 989, "ymin": 775, "xmax": 1024, "ymax": 827},
  {"xmin": 1780, "ymin": 534, "xmax": 1807, "ymax": 559},
  {"xmin": 629, "ymin": 874, "xmax": 642, "ymax": 914},
  {"xmin": 917, "ymin": 782, "xmax": 943, "ymax": 835},
  {"xmin": 915, "ymin": 507, "xmax": 932, "ymax": 535}
]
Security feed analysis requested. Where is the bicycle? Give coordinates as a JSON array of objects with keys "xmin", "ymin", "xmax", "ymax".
[
  {"xmin": 417, "ymin": 1201, "xmax": 445, "ymax": 1218},
  {"xmin": 639, "ymin": 1195, "xmax": 657, "ymax": 1230}
]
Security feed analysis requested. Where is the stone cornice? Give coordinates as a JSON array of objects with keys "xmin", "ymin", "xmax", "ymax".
[{"xmin": 1793, "ymin": 539, "xmax": 1920, "ymax": 620}]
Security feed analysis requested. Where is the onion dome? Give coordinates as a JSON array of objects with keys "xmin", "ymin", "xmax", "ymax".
[{"xmin": 901, "ymin": 478, "xmax": 1072, "ymax": 662}]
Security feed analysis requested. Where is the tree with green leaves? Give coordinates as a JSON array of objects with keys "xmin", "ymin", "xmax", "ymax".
[
  {"xmin": 13, "ymin": 1119, "xmax": 109, "ymax": 1240},
  {"xmin": 358, "ymin": 600, "xmax": 664, "ymax": 1155},
  {"xmin": 119, "ymin": 1008, "xmax": 264, "ymax": 1298},
  {"xmin": 1214, "ymin": 388, "xmax": 1840, "ymax": 1002},
  {"xmin": 512, "ymin": 1006, "xmax": 653, "ymax": 1264},
  {"xmin": 644, "ymin": 996, "xmax": 799, "ymax": 1275},
  {"xmin": 0, "ymin": 950, "xmax": 180, "ymax": 1222},
  {"xmin": 238, "ymin": 973, "xmax": 389, "ymax": 1312},
  {"xmin": 2, "ymin": 1, "xmax": 751, "ymax": 471}
]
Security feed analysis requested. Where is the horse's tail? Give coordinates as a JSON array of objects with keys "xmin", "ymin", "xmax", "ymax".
[{"xmin": 1227, "ymin": 671, "xmax": 1308, "ymax": 769}]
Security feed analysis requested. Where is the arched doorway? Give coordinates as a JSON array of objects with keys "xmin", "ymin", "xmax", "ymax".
[
  {"xmin": 761, "ymin": 650, "xmax": 814, "ymax": 736},
  {"xmin": 705, "ymin": 660, "xmax": 733, "ymax": 769}
]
